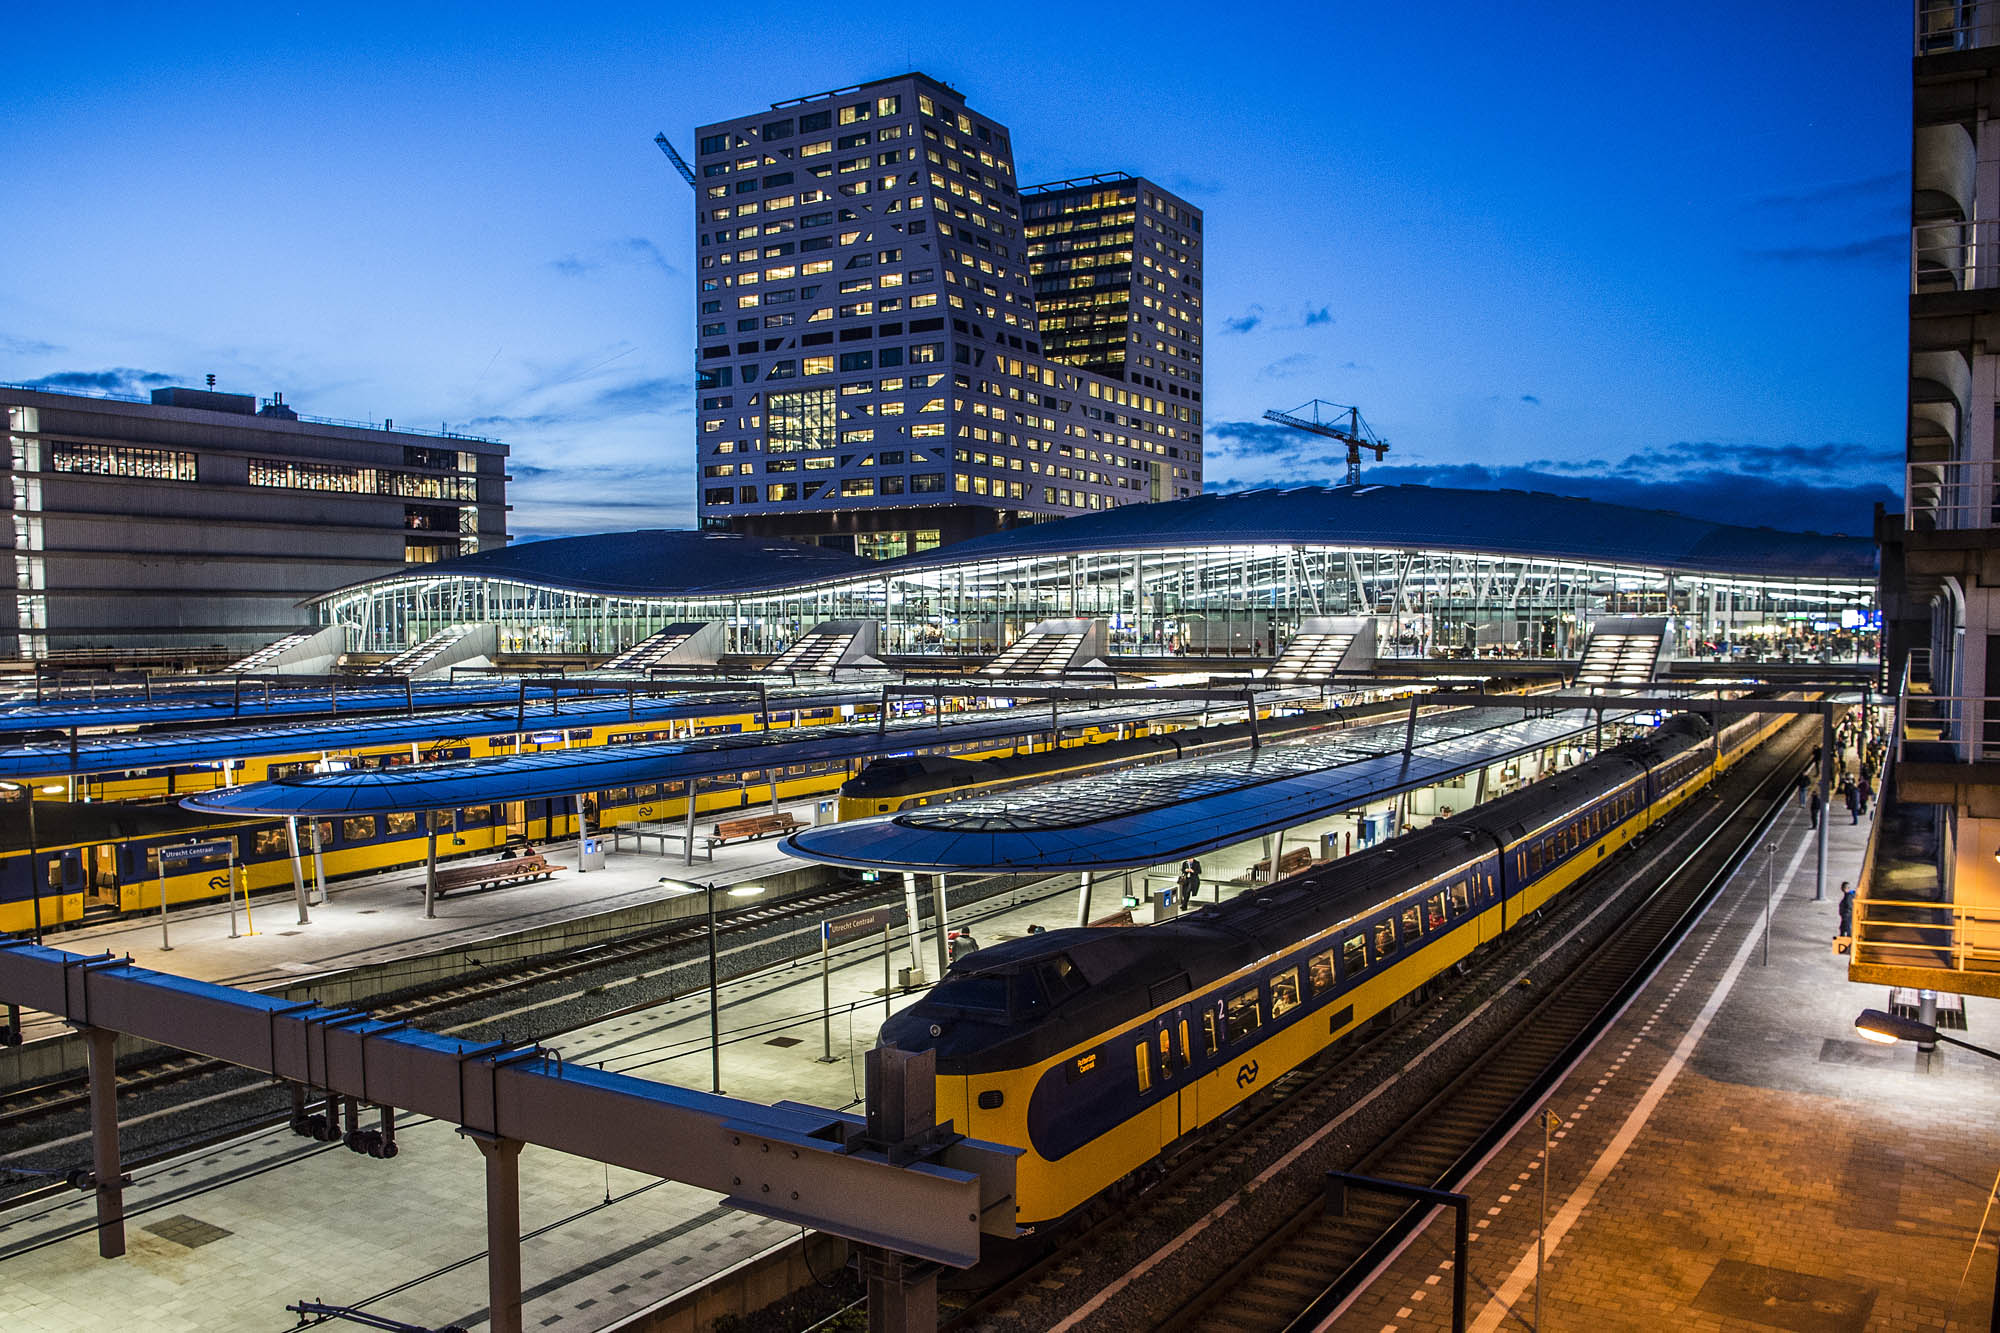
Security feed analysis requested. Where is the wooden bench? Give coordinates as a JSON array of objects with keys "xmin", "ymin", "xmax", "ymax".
[
  {"xmin": 709, "ymin": 812, "xmax": 804, "ymax": 845},
  {"xmin": 413, "ymin": 853, "xmax": 561, "ymax": 898}
]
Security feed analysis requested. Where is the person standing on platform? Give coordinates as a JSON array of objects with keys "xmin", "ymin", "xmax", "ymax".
[
  {"xmin": 1844, "ymin": 780, "xmax": 1862, "ymax": 825},
  {"xmin": 1793, "ymin": 771, "xmax": 1809, "ymax": 807},
  {"xmin": 1860, "ymin": 772, "xmax": 1876, "ymax": 817},
  {"xmin": 1837, "ymin": 882, "xmax": 1855, "ymax": 945},
  {"xmin": 1809, "ymin": 790, "xmax": 1822, "ymax": 829}
]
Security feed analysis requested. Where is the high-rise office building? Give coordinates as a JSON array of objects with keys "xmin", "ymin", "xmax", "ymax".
[{"xmin": 691, "ymin": 73, "xmax": 1202, "ymax": 558}]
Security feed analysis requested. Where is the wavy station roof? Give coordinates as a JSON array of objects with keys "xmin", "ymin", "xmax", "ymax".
[
  {"xmin": 179, "ymin": 693, "xmax": 1290, "ymax": 817},
  {"xmin": 781, "ymin": 703, "xmax": 1620, "ymax": 873},
  {"xmin": 340, "ymin": 485, "xmax": 1876, "ymax": 604}
]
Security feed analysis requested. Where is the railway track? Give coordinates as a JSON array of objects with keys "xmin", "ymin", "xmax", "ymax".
[
  {"xmin": 0, "ymin": 870, "xmax": 1040, "ymax": 1147},
  {"xmin": 944, "ymin": 718, "xmax": 1808, "ymax": 1333},
  {"xmin": 1160, "ymin": 722, "xmax": 1808, "ymax": 1333}
]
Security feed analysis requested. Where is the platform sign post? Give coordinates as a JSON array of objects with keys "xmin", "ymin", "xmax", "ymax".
[
  {"xmin": 822, "ymin": 906, "xmax": 897, "ymax": 1060},
  {"xmin": 156, "ymin": 839, "xmax": 232, "ymax": 952}
]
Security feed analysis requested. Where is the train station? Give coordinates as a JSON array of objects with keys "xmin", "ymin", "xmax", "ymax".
[{"xmin": 0, "ymin": 16, "xmax": 1950, "ymax": 1333}]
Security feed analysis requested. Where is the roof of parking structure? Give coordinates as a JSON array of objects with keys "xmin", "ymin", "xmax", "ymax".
[
  {"xmin": 779, "ymin": 705, "xmax": 1632, "ymax": 874},
  {"xmin": 176, "ymin": 694, "xmax": 1296, "ymax": 817},
  {"xmin": 0, "ymin": 684, "xmax": 896, "ymax": 779}
]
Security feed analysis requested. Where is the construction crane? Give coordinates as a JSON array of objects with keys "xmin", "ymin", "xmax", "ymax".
[
  {"xmin": 652, "ymin": 132, "xmax": 696, "ymax": 189},
  {"xmin": 1262, "ymin": 400, "xmax": 1390, "ymax": 487}
]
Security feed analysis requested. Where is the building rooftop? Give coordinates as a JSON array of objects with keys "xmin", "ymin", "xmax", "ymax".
[
  {"xmin": 874, "ymin": 484, "xmax": 1877, "ymax": 581},
  {"xmin": 380, "ymin": 529, "xmax": 873, "ymax": 597}
]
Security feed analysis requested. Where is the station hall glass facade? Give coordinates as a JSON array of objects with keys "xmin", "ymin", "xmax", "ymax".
[{"xmin": 314, "ymin": 540, "xmax": 1877, "ymax": 663}]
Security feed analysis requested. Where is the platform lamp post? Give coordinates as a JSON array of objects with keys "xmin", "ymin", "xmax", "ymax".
[
  {"xmin": 664, "ymin": 878, "xmax": 765, "ymax": 1095},
  {"xmin": 1855, "ymin": 1008, "xmax": 2000, "ymax": 1332}
]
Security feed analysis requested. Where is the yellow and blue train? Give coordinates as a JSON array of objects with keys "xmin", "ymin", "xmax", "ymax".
[
  {"xmin": 880, "ymin": 707, "xmax": 1788, "ymax": 1228},
  {"xmin": 0, "ymin": 705, "xmax": 1204, "ymax": 934}
]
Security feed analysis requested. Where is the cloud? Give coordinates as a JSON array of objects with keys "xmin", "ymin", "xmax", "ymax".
[
  {"xmin": 1199, "ymin": 429, "xmax": 1900, "ymax": 535},
  {"xmin": 505, "ymin": 460, "xmax": 694, "ymax": 536},
  {"xmin": 1520, "ymin": 394, "xmax": 1541, "ymax": 406},
  {"xmin": 1752, "ymin": 172, "xmax": 1903, "ymax": 215},
  {"xmin": 1743, "ymin": 233, "xmax": 1905, "ymax": 266},
  {"xmin": 1222, "ymin": 305, "xmax": 1264, "ymax": 335},
  {"xmin": 1302, "ymin": 306, "xmax": 1334, "ymax": 326},
  {"xmin": 1201, "ymin": 463, "xmax": 1893, "ymax": 536},
  {"xmin": 1256, "ymin": 353, "xmax": 1316, "ymax": 381},
  {"xmin": 549, "ymin": 236, "xmax": 678, "ymax": 279},
  {"xmin": 467, "ymin": 372, "xmax": 686, "ymax": 435},
  {"xmin": 0, "ymin": 335, "xmax": 61, "ymax": 357},
  {"xmin": 17, "ymin": 367, "xmax": 177, "ymax": 395}
]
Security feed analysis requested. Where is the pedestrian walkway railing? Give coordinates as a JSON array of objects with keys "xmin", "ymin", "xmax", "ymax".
[
  {"xmin": 1918, "ymin": 1, "xmax": 2000, "ymax": 55},
  {"xmin": 1912, "ymin": 218, "xmax": 2000, "ymax": 294},
  {"xmin": 1853, "ymin": 899, "xmax": 2000, "ymax": 974},
  {"xmin": 1897, "ymin": 691, "xmax": 2000, "ymax": 764},
  {"xmin": 1907, "ymin": 458, "xmax": 2000, "ymax": 531}
]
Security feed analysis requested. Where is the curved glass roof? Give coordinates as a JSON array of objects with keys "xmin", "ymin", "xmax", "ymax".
[
  {"xmin": 781, "ymin": 705, "xmax": 1624, "ymax": 872},
  {"xmin": 351, "ymin": 529, "xmax": 873, "ymax": 598}
]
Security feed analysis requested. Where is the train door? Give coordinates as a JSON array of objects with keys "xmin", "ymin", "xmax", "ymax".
[
  {"xmin": 83, "ymin": 844, "xmax": 119, "ymax": 912},
  {"xmin": 1145, "ymin": 1012, "xmax": 1192, "ymax": 1141},
  {"xmin": 56, "ymin": 848, "xmax": 89, "ymax": 920},
  {"xmin": 505, "ymin": 802, "xmax": 527, "ymax": 840}
]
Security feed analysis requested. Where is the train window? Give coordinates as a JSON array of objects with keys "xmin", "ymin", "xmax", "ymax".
[
  {"xmin": 1341, "ymin": 935, "xmax": 1367, "ymax": 977},
  {"xmin": 1201, "ymin": 1008, "xmax": 1220, "ymax": 1055},
  {"xmin": 1528, "ymin": 845, "xmax": 1542, "ymax": 874},
  {"xmin": 387, "ymin": 812, "xmax": 418, "ymax": 836},
  {"xmin": 460, "ymin": 807, "xmax": 492, "ymax": 828},
  {"xmin": 342, "ymin": 817, "xmax": 378, "ymax": 842},
  {"xmin": 1400, "ymin": 904, "xmax": 1423, "ymax": 938},
  {"xmin": 1178, "ymin": 1019, "xmax": 1192, "ymax": 1067},
  {"xmin": 314, "ymin": 819, "xmax": 333, "ymax": 846},
  {"xmin": 1373, "ymin": 919, "xmax": 1397, "ymax": 957},
  {"xmin": 1270, "ymin": 968, "xmax": 1301, "ymax": 1018},
  {"xmin": 1307, "ymin": 948, "xmax": 1336, "ymax": 993},
  {"xmin": 633, "ymin": 784, "xmax": 660, "ymax": 801},
  {"xmin": 1036, "ymin": 956, "xmax": 1086, "ymax": 1003},
  {"xmin": 606, "ymin": 788, "xmax": 632, "ymax": 805},
  {"xmin": 1134, "ymin": 1043, "xmax": 1151, "ymax": 1093},
  {"xmin": 428, "ymin": 811, "xmax": 455, "ymax": 832},
  {"xmin": 1450, "ymin": 883, "xmax": 1470, "ymax": 916},
  {"xmin": 1224, "ymin": 988, "xmax": 1262, "ymax": 1043},
  {"xmin": 254, "ymin": 829, "xmax": 287, "ymax": 856},
  {"xmin": 1427, "ymin": 892, "xmax": 1449, "ymax": 929},
  {"xmin": 1157, "ymin": 1027, "xmax": 1175, "ymax": 1070}
]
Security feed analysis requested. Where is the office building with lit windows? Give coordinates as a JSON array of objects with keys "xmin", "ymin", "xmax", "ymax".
[
  {"xmin": 691, "ymin": 72, "xmax": 1203, "ymax": 559},
  {"xmin": 0, "ymin": 382, "xmax": 509, "ymax": 659}
]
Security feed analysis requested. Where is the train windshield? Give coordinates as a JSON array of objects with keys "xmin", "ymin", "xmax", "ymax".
[{"xmin": 927, "ymin": 973, "xmax": 1011, "ymax": 1015}]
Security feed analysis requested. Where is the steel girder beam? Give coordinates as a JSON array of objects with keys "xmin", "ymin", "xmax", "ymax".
[{"xmin": 0, "ymin": 942, "xmax": 1017, "ymax": 1268}]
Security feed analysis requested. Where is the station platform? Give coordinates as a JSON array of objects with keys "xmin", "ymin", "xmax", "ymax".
[
  {"xmin": 1338, "ymin": 777, "xmax": 2000, "ymax": 1331},
  {"xmin": 3, "ymin": 796, "xmax": 830, "ymax": 1045}
]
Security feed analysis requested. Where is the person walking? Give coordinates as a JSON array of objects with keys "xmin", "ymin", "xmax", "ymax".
[
  {"xmin": 1809, "ymin": 790, "xmax": 1822, "ymax": 829},
  {"xmin": 1837, "ymin": 881, "xmax": 1855, "ymax": 946},
  {"xmin": 1793, "ymin": 771, "xmax": 1809, "ymax": 807},
  {"xmin": 1860, "ymin": 772, "xmax": 1876, "ymax": 817},
  {"xmin": 1844, "ymin": 780, "xmax": 1862, "ymax": 825}
]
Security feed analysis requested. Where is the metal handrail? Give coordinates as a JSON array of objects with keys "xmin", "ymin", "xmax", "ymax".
[
  {"xmin": 1913, "ymin": 217, "xmax": 2000, "ymax": 293},
  {"xmin": 1898, "ymin": 691, "xmax": 2000, "ymax": 763},
  {"xmin": 1917, "ymin": 1, "xmax": 2000, "ymax": 54},
  {"xmin": 1906, "ymin": 457, "xmax": 1999, "ymax": 530}
]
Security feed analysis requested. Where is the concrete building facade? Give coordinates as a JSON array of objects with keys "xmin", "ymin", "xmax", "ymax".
[
  {"xmin": 691, "ymin": 73, "xmax": 1202, "ymax": 559},
  {"xmin": 0, "ymin": 383, "xmax": 509, "ymax": 660}
]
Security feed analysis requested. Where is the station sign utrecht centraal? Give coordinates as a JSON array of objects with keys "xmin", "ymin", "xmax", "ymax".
[{"xmin": 822, "ymin": 904, "xmax": 898, "ymax": 947}]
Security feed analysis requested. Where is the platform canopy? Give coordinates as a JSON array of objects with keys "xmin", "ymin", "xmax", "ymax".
[
  {"xmin": 781, "ymin": 705, "xmax": 1628, "ymax": 874},
  {"xmin": 177, "ymin": 694, "xmax": 1258, "ymax": 817}
]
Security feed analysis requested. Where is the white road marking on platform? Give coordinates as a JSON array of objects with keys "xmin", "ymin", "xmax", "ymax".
[{"xmin": 1466, "ymin": 827, "xmax": 1811, "ymax": 1331}]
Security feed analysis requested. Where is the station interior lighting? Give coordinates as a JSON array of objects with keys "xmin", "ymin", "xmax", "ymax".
[
  {"xmin": 1853, "ymin": 1009, "xmax": 1928, "ymax": 1045},
  {"xmin": 728, "ymin": 885, "xmax": 766, "ymax": 899}
]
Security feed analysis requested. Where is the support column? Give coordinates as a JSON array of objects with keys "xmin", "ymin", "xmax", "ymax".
[
  {"xmin": 859, "ymin": 1245, "xmax": 938, "ymax": 1333},
  {"xmin": 285, "ymin": 817, "xmax": 311, "ymax": 925},
  {"xmin": 683, "ymin": 784, "xmax": 700, "ymax": 867},
  {"xmin": 1816, "ymin": 709, "xmax": 1832, "ymax": 902},
  {"xmin": 468, "ymin": 1133, "xmax": 525, "ymax": 1333},
  {"xmin": 424, "ymin": 827, "xmax": 439, "ymax": 920},
  {"xmin": 573, "ymin": 794, "xmax": 589, "ymax": 874},
  {"xmin": 1074, "ymin": 870, "xmax": 1094, "ymax": 928},
  {"xmin": 1268, "ymin": 829, "xmax": 1287, "ymax": 885},
  {"xmin": 84, "ymin": 1026, "xmax": 124, "ymax": 1258},
  {"xmin": 308, "ymin": 818, "xmax": 327, "ymax": 907},
  {"xmin": 900, "ymin": 871, "xmax": 926, "ymax": 985}
]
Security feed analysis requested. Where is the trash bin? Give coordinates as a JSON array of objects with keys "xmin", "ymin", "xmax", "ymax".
[{"xmin": 580, "ymin": 837, "xmax": 606, "ymax": 872}]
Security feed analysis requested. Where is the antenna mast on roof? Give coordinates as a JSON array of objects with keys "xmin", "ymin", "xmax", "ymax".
[{"xmin": 1262, "ymin": 400, "xmax": 1389, "ymax": 487}]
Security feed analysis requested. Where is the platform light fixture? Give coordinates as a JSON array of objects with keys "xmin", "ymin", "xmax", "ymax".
[{"xmin": 1854, "ymin": 1008, "xmax": 2000, "ymax": 1061}]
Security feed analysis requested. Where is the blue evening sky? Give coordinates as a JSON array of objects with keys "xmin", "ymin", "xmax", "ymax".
[{"xmin": 2, "ymin": 2, "xmax": 1904, "ymax": 541}]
